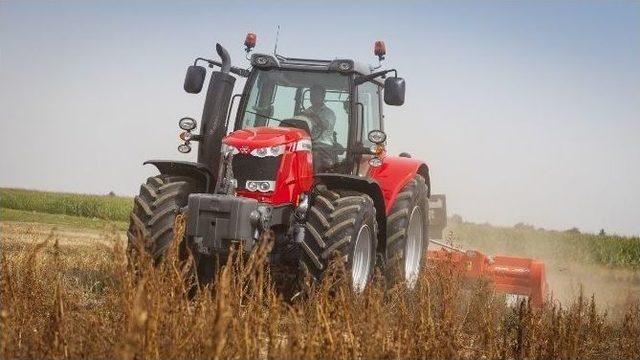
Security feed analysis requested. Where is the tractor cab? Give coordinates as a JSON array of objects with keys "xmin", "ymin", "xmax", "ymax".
[{"xmin": 233, "ymin": 53, "xmax": 404, "ymax": 176}]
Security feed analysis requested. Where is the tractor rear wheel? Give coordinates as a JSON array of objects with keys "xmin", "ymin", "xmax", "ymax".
[
  {"xmin": 299, "ymin": 187, "xmax": 378, "ymax": 292},
  {"xmin": 385, "ymin": 175, "xmax": 429, "ymax": 288},
  {"xmin": 127, "ymin": 175, "xmax": 200, "ymax": 261}
]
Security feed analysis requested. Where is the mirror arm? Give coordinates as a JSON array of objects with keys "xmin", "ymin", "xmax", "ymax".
[
  {"xmin": 355, "ymin": 146, "xmax": 374, "ymax": 155},
  {"xmin": 194, "ymin": 57, "xmax": 250, "ymax": 78},
  {"xmin": 354, "ymin": 69, "xmax": 398, "ymax": 85},
  {"xmin": 190, "ymin": 134, "xmax": 204, "ymax": 141}
]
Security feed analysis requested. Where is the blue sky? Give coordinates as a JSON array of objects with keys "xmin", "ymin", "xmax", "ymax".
[{"xmin": 1, "ymin": 1, "xmax": 639, "ymax": 235}]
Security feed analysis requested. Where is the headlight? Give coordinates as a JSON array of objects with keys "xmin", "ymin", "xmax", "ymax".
[
  {"xmin": 251, "ymin": 144, "xmax": 285, "ymax": 157},
  {"xmin": 247, "ymin": 181, "xmax": 258, "ymax": 191},
  {"xmin": 329, "ymin": 59, "xmax": 355, "ymax": 72},
  {"xmin": 368, "ymin": 157, "xmax": 383, "ymax": 167},
  {"xmin": 251, "ymin": 54, "xmax": 278, "ymax": 68},
  {"xmin": 178, "ymin": 143, "xmax": 192, "ymax": 153},
  {"xmin": 179, "ymin": 117, "xmax": 197, "ymax": 131},
  {"xmin": 258, "ymin": 181, "xmax": 272, "ymax": 192},
  {"xmin": 221, "ymin": 143, "xmax": 239, "ymax": 155},
  {"xmin": 338, "ymin": 61, "xmax": 352, "ymax": 71},
  {"xmin": 255, "ymin": 56, "xmax": 268, "ymax": 65},
  {"xmin": 245, "ymin": 180, "xmax": 275, "ymax": 193},
  {"xmin": 368, "ymin": 130, "xmax": 387, "ymax": 144}
]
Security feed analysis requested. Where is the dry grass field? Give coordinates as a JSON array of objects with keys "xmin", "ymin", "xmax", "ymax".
[{"xmin": 1, "ymin": 217, "xmax": 639, "ymax": 359}]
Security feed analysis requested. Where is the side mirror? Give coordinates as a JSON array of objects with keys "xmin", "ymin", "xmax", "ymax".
[
  {"xmin": 184, "ymin": 65, "xmax": 206, "ymax": 94},
  {"xmin": 384, "ymin": 77, "xmax": 405, "ymax": 106}
]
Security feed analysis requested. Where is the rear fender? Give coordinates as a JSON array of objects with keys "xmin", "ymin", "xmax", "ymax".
[
  {"xmin": 367, "ymin": 156, "xmax": 430, "ymax": 214},
  {"xmin": 144, "ymin": 160, "xmax": 213, "ymax": 191},
  {"xmin": 315, "ymin": 173, "xmax": 386, "ymax": 255}
]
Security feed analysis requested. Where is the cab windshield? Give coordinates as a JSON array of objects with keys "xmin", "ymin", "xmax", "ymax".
[{"xmin": 239, "ymin": 69, "xmax": 350, "ymax": 153}]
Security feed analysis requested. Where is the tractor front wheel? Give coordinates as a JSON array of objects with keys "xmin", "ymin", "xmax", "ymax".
[
  {"xmin": 299, "ymin": 187, "xmax": 378, "ymax": 292},
  {"xmin": 127, "ymin": 175, "xmax": 199, "ymax": 261}
]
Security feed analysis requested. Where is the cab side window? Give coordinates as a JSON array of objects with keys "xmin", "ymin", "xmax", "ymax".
[{"xmin": 357, "ymin": 81, "xmax": 382, "ymax": 147}]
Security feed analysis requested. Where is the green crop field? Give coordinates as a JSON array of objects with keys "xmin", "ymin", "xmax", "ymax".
[
  {"xmin": 0, "ymin": 188, "xmax": 132, "ymax": 221},
  {"xmin": 1, "ymin": 187, "xmax": 639, "ymax": 269}
]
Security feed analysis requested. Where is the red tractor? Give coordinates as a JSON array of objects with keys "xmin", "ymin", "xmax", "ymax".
[
  {"xmin": 129, "ymin": 36, "xmax": 443, "ymax": 291},
  {"xmin": 129, "ymin": 36, "xmax": 548, "ymax": 303}
]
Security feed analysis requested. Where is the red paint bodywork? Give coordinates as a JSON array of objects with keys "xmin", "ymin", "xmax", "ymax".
[
  {"xmin": 224, "ymin": 127, "xmax": 307, "ymax": 149},
  {"xmin": 367, "ymin": 153, "xmax": 427, "ymax": 214},
  {"xmin": 427, "ymin": 248, "xmax": 547, "ymax": 308},
  {"xmin": 223, "ymin": 127, "xmax": 313, "ymax": 205},
  {"xmin": 223, "ymin": 127, "xmax": 428, "ymax": 215}
]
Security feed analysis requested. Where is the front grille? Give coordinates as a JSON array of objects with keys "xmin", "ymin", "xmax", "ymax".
[{"xmin": 232, "ymin": 154, "xmax": 282, "ymax": 189}]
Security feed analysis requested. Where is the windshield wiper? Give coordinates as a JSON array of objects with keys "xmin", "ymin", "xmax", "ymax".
[{"xmin": 244, "ymin": 110, "xmax": 283, "ymax": 124}]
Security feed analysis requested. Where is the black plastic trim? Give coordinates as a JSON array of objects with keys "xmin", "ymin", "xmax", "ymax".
[{"xmin": 144, "ymin": 160, "xmax": 212, "ymax": 191}]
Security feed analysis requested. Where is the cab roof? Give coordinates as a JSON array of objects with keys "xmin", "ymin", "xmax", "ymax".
[{"xmin": 250, "ymin": 53, "xmax": 374, "ymax": 77}]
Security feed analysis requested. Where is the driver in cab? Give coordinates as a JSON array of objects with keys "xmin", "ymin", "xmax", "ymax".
[
  {"xmin": 303, "ymin": 85, "xmax": 336, "ymax": 145},
  {"xmin": 303, "ymin": 85, "xmax": 337, "ymax": 172}
]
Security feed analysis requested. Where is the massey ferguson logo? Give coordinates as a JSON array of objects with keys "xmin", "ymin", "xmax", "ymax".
[{"xmin": 239, "ymin": 146, "xmax": 250, "ymax": 154}]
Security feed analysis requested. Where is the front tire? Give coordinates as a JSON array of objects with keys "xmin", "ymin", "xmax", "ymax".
[
  {"xmin": 127, "ymin": 175, "xmax": 199, "ymax": 261},
  {"xmin": 385, "ymin": 175, "xmax": 430, "ymax": 288},
  {"xmin": 299, "ymin": 187, "xmax": 378, "ymax": 292}
]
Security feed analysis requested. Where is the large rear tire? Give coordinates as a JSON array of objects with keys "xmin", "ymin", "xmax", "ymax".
[
  {"xmin": 127, "ymin": 175, "xmax": 200, "ymax": 261},
  {"xmin": 299, "ymin": 187, "xmax": 378, "ymax": 292},
  {"xmin": 385, "ymin": 175, "xmax": 430, "ymax": 288}
]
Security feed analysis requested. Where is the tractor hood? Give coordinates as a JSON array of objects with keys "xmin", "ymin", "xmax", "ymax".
[{"xmin": 223, "ymin": 126, "xmax": 309, "ymax": 150}]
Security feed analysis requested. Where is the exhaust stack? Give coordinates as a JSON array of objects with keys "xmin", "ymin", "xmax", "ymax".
[{"xmin": 197, "ymin": 44, "xmax": 236, "ymax": 177}]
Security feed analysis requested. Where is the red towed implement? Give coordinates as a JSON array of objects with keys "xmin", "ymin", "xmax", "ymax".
[{"xmin": 427, "ymin": 195, "xmax": 548, "ymax": 308}]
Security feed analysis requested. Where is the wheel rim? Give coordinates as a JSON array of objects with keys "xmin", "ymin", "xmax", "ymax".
[
  {"xmin": 405, "ymin": 206, "xmax": 424, "ymax": 288},
  {"xmin": 352, "ymin": 224, "xmax": 373, "ymax": 292}
]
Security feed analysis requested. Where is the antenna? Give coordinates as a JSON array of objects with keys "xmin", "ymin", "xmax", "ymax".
[{"xmin": 273, "ymin": 25, "xmax": 280, "ymax": 55}]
